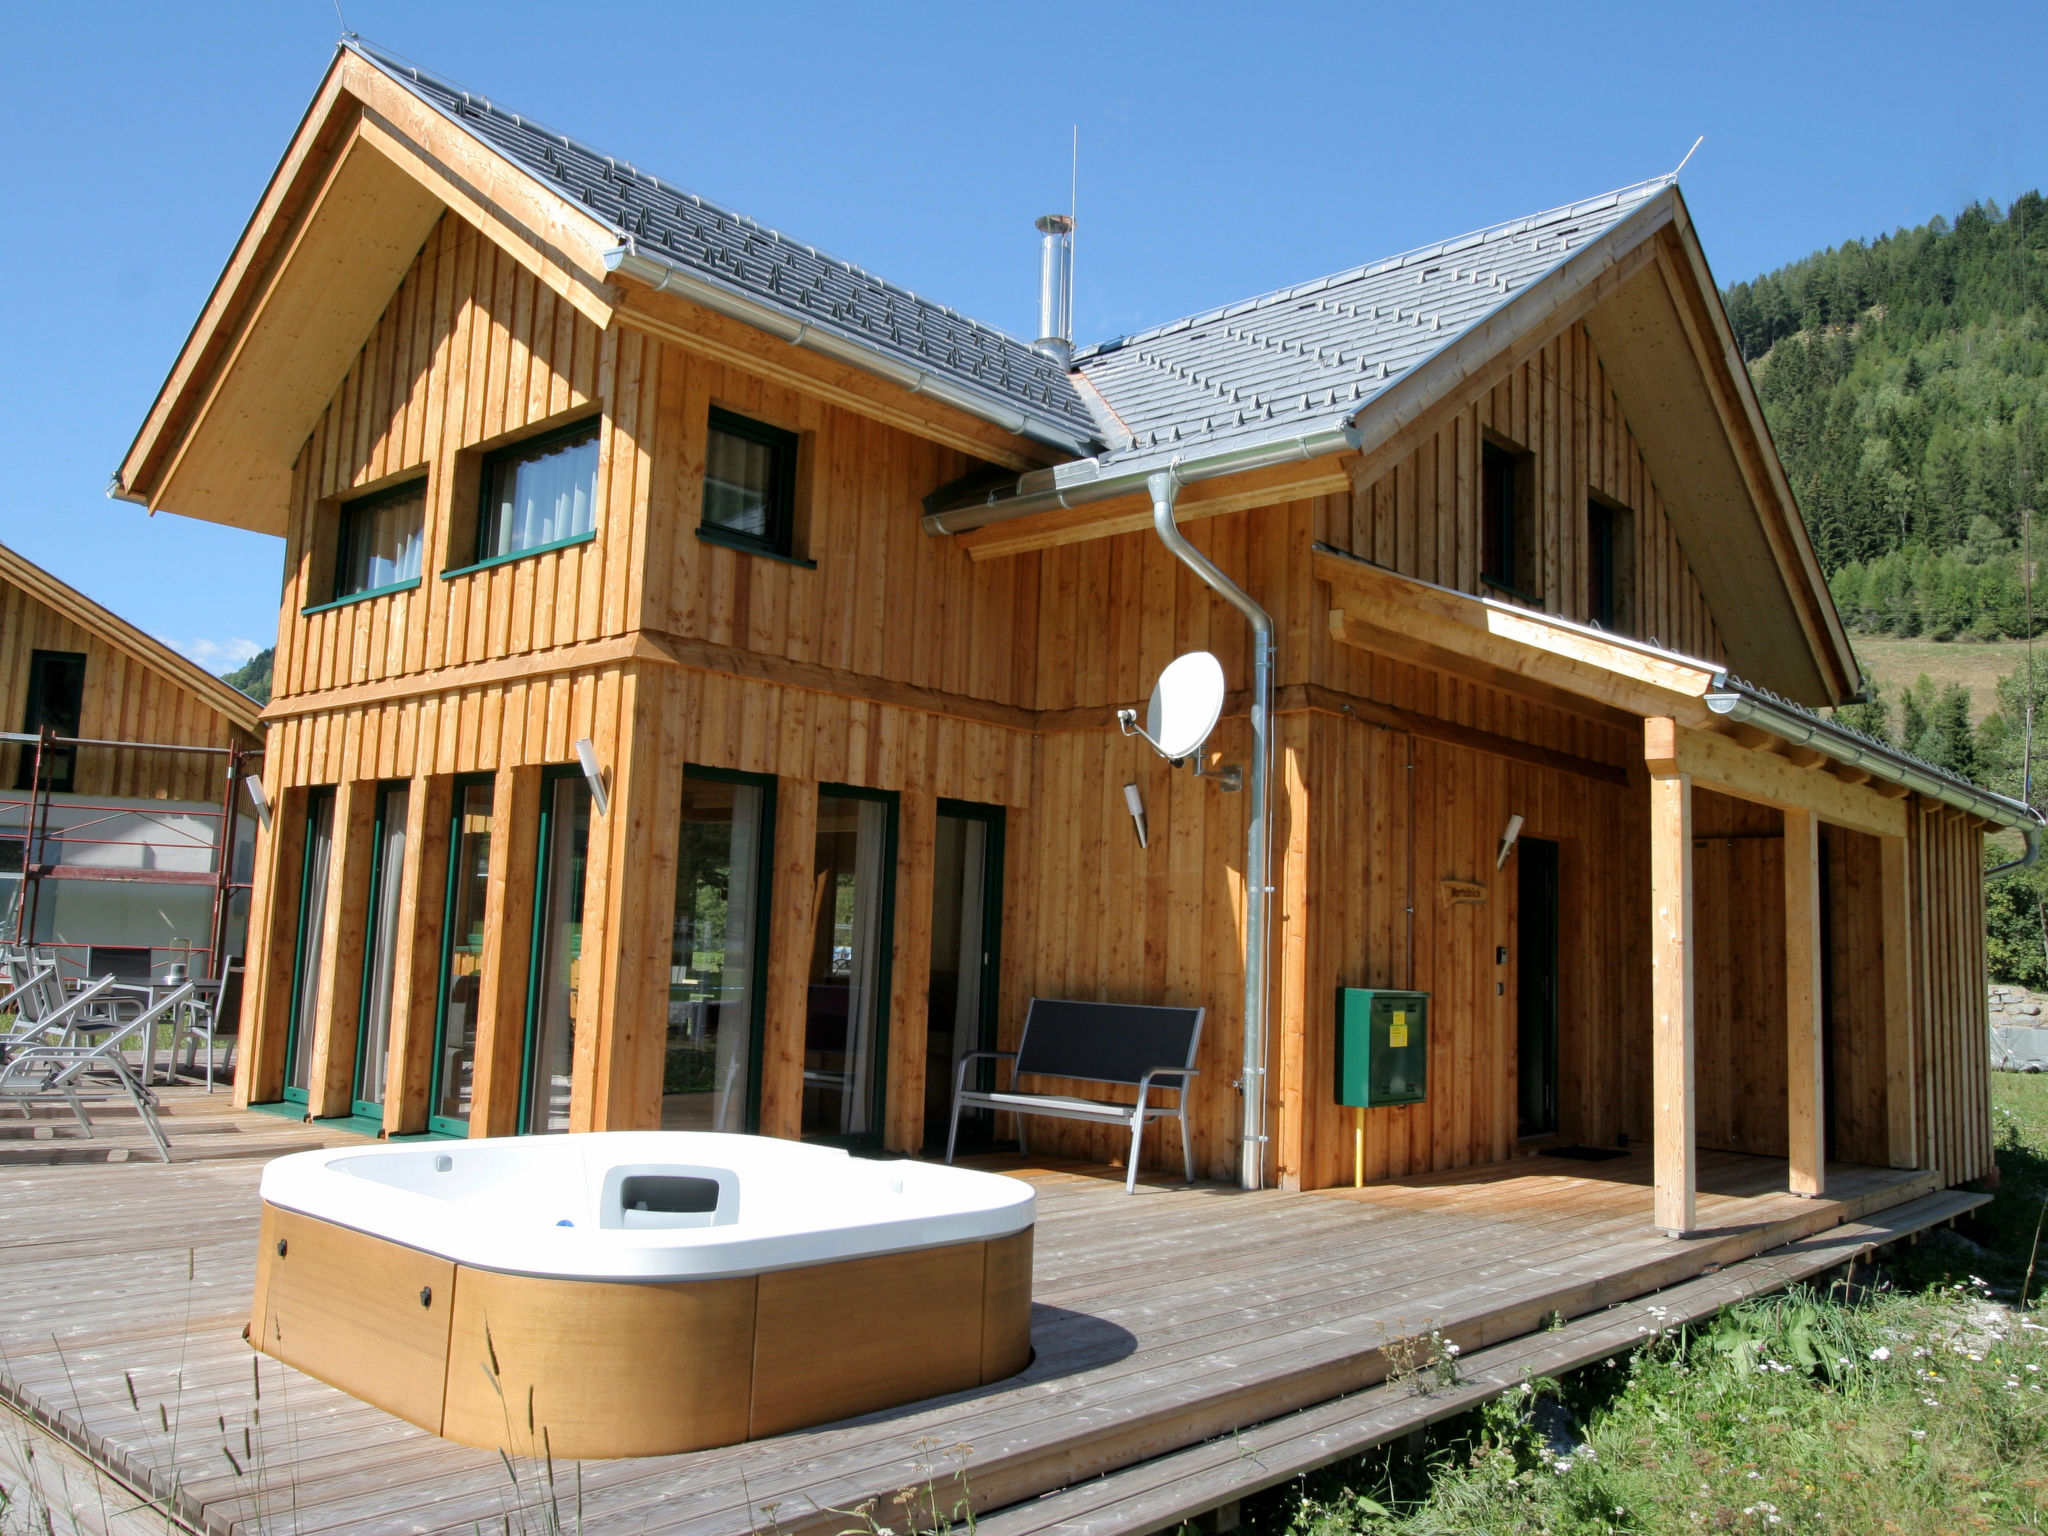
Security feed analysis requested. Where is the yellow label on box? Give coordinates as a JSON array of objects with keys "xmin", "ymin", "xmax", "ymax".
[{"xmin": 1389, "ymin": 1014, "xmax": 1409, "ymax": 1049}]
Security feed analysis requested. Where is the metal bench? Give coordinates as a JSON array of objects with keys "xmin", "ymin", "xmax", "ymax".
[{"xmin": 946, "ymin": 996, "xmax": 1203, "ymax": 1194}]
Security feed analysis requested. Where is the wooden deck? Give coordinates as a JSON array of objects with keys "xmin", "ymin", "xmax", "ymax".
[{"xmin": 0, "ymin": 1095, "xmax": 1959, "ymax": 1536}]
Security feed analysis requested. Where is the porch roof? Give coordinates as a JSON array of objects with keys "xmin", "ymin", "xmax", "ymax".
[{"xmin": 1316, "ymin": 541, "xmax": 2042, "ymax": 835}]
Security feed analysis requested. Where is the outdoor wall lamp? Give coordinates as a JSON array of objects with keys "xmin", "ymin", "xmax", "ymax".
[
  {"xmin": 575, "ymin": 738, "xmax": 610, "ymax": 816},
  {"xmin": 243, "ymin": 775, "xmax": 272, "ymax": 833},
  {"xmin": 1124, "ymin": 782, "xmax": 1149, "ymax": 849},
  {"xmin": 1494, "ymin": 813, "xmax": 1525, "ymax": 870}
]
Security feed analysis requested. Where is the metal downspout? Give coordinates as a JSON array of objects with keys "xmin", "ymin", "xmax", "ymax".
[
  {"xmin": 1986, "ymin": 827, "xmax": 2042, "ymax": 881},
  {"xmin": 1146, "ymin": 466, "xmax": 1272, "ymax": 1192}
]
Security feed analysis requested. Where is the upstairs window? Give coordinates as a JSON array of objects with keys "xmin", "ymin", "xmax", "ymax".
[
  {"xmin": 16, "ymin": 650, "xmax": 86, "ymax": 791},
  {"xmin": 333, "ymin": 479, "xmax": 426, "ymax": 601},
  {"xmin": 1481, "ymin": 440, "xmax": 1537, "ymax": 600},
  {"xmin": 1587, "ymin": 494, "xmax": 1634, "ymax": 633},
  {"xmin": 701, "ymin": 408, "xmax": 798, "ymax": 558},
  {"xmin": 478, "ymin": 421, "xmax": 600, "ymax": 563}
]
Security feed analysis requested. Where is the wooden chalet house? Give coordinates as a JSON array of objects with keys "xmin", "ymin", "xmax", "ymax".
[
  {"xmin": 0, "ymin": 541, "xmax": 263, "ymax": 979},
  {"xmin": 116, "ymin": 40, "xmax": 2035, "ymax": 1229}
]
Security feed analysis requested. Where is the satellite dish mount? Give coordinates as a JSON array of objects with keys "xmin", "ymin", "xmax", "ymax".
[{"xmin": 1117, "ymin": 650, "xmax": 1241, "ymax": 791}]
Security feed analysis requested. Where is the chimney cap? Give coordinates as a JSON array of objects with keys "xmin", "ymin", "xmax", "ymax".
[{"xmin": 1035, "ymin": 214, "xmax": 1076, "ymax": 236}]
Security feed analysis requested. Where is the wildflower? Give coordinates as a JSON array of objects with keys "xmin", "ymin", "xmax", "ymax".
[
  {"xmin": 1911, "ymin": 1430, "xmax": 1927, "ymax": 1440},
  {"xmin": 1869, "ymin": 1346, "xmax": 1891, "ymax": 1361},
  {"xmin": 1921, "ymin": 1397, "xmax": 1940, "ymax": 1408}
]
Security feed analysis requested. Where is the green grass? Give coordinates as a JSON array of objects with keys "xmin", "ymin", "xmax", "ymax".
[
  {"xmin": 1852, "ymin": 635, "xmax": 2039, "ymax": 724},
  {"xmin": 1238, "ymin": 1074, "xmax": 2048, "ymax": 1536}
]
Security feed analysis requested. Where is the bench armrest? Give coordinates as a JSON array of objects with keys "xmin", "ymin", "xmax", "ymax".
[
  {"xmin": 955, "ymin": 1050, "xmax": 1018, "ymax": 1097},
  {"xmin": 1137, "ymin": 1065, "xmax": 1198, "ymax": 1097}
]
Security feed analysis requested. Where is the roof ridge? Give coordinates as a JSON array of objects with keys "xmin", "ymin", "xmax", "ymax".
[
  {"xmin": 345, "ymin": 38, "xmax": 1049, "ymax": 359},
  {"xmin": 1073, "ymin": 176, "xmax": 1675, "ymax": 362}
]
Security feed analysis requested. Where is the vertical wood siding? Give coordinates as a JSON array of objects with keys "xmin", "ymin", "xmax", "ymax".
[
  {"xmin": 1913, "ymin": 807, "xmax": 1992, "ymax": 1183},
  {"xmin": 0, "ymin": 579, "xmax": 243, "ymax": 801}
]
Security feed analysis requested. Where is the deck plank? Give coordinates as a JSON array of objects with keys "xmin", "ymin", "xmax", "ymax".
[{"xmin": 0, "ymin": 1089, "xmax": 1942, "ymax": 1536}]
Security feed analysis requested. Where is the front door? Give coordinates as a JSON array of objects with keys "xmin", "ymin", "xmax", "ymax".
[
  {"xmin": 924, "ymin": 801, "xmax": 1004, "ymax": 1152},
  {"xmin": 1516, "ymin": 836, "xmax": 1560, "ymax": 1139}
]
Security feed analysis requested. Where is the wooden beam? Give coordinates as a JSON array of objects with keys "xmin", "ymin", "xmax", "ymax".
[
  {"xmin": 954, "ymin": 458, "xmax": 1353, "ymax": 561},
  {"xmin": 467, "ymin": 765, "xmax": 541, "ymax": 1137},
  {"xmin": 885, "ymin": 788, "xmax": 939, "ymax": 1154},
  {"xmin": 1648, "ymin": 740, "xmax": 1697, "ymax": 1237},
  {"xmin": 1784, "ymin": 807, "xmax": 1825, "ymax": 1198},
  {"xmin": 759, "ymin": 777, "xmax": 820, "ymax": 1141},
  {"xmin": 1651, "ymin": 723, "xmax": 1907, "ymax": 841},
  {"xmin": 383, "ymin": 774, "xmax": 450, "ymax": 1136},
  {"xmin": 1879, "ymin": 834, "xmax": 1919, "ymax": 1169}
]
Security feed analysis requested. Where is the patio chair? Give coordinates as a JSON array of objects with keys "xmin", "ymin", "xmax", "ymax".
[
  {"xmin": 0, "ymin": 981, "xmax": 198, "ymax": 1161},
  {"xmin": 170, "ymin": 960, "xmax": 244, "ymax": 1088},
  {"xmin": 0, "ymin": 973, "xmax": 119, "ymax": 1062}
]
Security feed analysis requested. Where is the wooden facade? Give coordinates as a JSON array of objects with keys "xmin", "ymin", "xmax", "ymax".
[{"xmin": 118, "ymin": 46, "xmax": 2021, "ymax": 1233}]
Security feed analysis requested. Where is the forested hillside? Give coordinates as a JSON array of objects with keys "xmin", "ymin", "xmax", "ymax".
[{"xmin": 1724, "ymin": 192, "xmax": 2048, "ymax": 640}]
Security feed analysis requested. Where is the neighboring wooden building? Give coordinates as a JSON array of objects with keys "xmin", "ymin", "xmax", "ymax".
[
  {"xmin": 116, "ymin": 41, "xmax": 2034, "ymax": 1226},
  {"xmin": 0, "ymin": 541, "xmax": 264, "ymax": 976}
]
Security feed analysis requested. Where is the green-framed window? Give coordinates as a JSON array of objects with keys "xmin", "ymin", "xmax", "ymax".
[
  {"xmin": 333, "ymin": 479, "xmax": 426, "ymax": 603},
  {"xmin": 926, "ymin": 799, "xmax": 1006, "ymax": 1152},
  {"xmin": 668, "ymin": 767, "xmax": 777, "ymax": 1135},
  {"xmin": 351, "ymin": 781, "xmax": 411, "ymax": 1120},
  {"xmin": 803, "ymin": 784, "xmax": 898, "ymax": 1147},
  {"xmin": 15, "ymin": 650, "xmax": 86, "ymax": 791},
  {"xmin": 281, "ymin": 787, "xmax": 337, "ymax": 1107},
  {"xmin": 520, "ymin": 766, "xmax": 593, "ymax": 1135},
  {"xmin": 428, "ymin": 774, "xmax": 496, "ymax": 1136},
  {"xmin": 476, "ymin": 420, "xmax": 600, "ymax": 566},
  {"xmin": 701, "ymin": 407, "xmax": 798, "ymax": 559}
]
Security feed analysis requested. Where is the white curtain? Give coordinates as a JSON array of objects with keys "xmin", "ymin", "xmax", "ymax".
[{"xmin": 841, "ymin": 799, "xmax": 889, "ymax": 1135}]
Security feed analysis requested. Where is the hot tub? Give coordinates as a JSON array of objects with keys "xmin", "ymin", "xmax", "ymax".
[{"xmin": 250, "ymin": 1133, "xmax": 1035, "ymax": 1458}]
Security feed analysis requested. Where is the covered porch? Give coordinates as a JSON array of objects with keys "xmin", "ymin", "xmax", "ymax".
[{"xmin": 0, "ymin": 1088, "xmax": 1976, "ymax": 1536}]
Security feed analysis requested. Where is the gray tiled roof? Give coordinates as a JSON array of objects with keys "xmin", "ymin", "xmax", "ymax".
[
  {"xmin": 348, "ymin": 41, "xmax": 1101, "ymax": 450},
  {"xmin": 1073, "ymin": 178, "xmax": 1671, "ymax": 474}
]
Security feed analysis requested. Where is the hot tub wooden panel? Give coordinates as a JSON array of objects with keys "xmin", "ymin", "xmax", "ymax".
[
  {"xmin": 441, "ymin": 1267, "xmax": 758, "ymax": 1457},
  {"xmin": 253, "ymin": 1204, "xmax": 455, "ymax": 1431},
  {"xmin": 979, "ymin": 1227, "xmax": 1034, "ymax": 1383},
  {"xmin": 750, "ymin": 1242, "xmax": 987, "ymax": 1439},
  {"xmin": 250, "ymin": 1202, "xmax": 1035, "ymax": 1458}
]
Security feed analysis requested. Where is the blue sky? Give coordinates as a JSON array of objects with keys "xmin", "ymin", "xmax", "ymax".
[{"xmin": 4, "ymin": 0, "xmax": 2044, "ymax": 674}]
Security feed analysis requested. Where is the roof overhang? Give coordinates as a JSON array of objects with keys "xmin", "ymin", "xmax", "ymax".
[{"xmin": 1316, "ymin": 542, "xmax": 2037, "ymax": 838}]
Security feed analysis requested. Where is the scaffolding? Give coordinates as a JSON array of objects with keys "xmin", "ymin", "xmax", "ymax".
[{"xmin": 0, "ymin": 728, "xmax": 262, "ymax": 981}]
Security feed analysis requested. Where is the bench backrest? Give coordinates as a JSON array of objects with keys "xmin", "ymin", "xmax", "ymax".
[{"xmin": 1014, "ymin": 997, "xmax": 1204, "ymax": 1087}]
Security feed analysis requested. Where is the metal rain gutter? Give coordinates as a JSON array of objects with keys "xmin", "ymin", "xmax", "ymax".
[
  {"xmin": 602, "ymin": 246, "xmax": 1096, "ymax": 460},
  {"xmin": 923, "ymin": 420, "xmax": 1363, "ymax": 536},
  {"xmin": 1146, "ymin": 465, "xmax": 1274, "ymax": 1192},
  {"xmin": 1702, "ymin": 679, "xmax": 2043, "ymax": 879}
]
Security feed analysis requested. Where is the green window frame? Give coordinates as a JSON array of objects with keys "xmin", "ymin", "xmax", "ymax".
[
  {"xmin": 700, "ymin": 407, "xmax": 799, "ymax": 560},
  {"xmin": 671, "ymin": 765, "xmax": 778, "ymax": 1135},
  {"xmin": 280, "ymin": 787, "xmax": 337, "ymax": 1108},
  {"xmin": 350, "ymin": 780, "xmax": 411, "ymax": 1120},
  {"xmin": 928, "ymin": 798, "xmax": 1006, "ymax": 1154},
  {"xmin": 329, "ymin": 478, "xmax": 426, "ymax": 606},
  {"xmin": 519, "ymin": 765, "xmax": 593, "ymax": 1135},
  {"xmin": 472, "ymin": 419, "xmax": 601, "ymax": 567},
  {"xmin": 803, "ymin": 782, "xmax": 898, "ymax": 1149},
  {"xmin": 428, "ymin": 773, "xmax": 497, "ymax": 1136}
]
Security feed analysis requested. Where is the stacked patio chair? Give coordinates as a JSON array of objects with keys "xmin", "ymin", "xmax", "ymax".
[
  {"xmin": 0, "ymin": 980, "xmax": 199, "ymax": 1161},
  {"xmin": 169, "ymin": 960, "xmax": 243, "ymax": 1089},
  {"xmin": 0, "ymin": 972, "xmax": 118, "ymax": 1062}
]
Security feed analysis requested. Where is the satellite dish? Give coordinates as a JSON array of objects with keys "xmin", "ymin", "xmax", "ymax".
[{"xmin": 1142, "ymin": 651, "xmax": 1226, "ymax": 762}]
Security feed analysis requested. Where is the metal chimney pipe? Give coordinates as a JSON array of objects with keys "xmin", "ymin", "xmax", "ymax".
[{"xmin": 1033, "ymin": 214, "xmax": 1076, "ymax": 367}]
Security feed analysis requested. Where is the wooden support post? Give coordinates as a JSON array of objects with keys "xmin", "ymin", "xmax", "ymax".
[
  {"xmin": 759, "ymin": 777, "xmax": 820, "ymax": 1141},
  {"xmin": 1783, "ymin": 807, "xmax": 1825, "ymax": 1197},
  {"xmin": 306, "ymin": 779, "xmax": 378, "ymax": 1119},
  {"xmin": 383, "ymin": 775, "xmax": 451, "ymax": 1136},
  {"xmin": 235, "ymin": 777, "xmax": 305, "ymax": 1109},
  {"xmin": 1645, "ymin": 719, "xmax": 1696, "ymax": 1236},
  {"xmin": 467, "ymin": 765, "xmax": 541, "ymax": 1138},
  {"xmin": 884, "ymin": 788, "xmax": 937, "ymax": 1155},
  {"xmin": 1878, "ymin": 832, "xmax": 1918, "ymax": 1169}
]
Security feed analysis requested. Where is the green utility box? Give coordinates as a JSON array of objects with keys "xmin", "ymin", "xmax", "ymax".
[{"xmin": 1336, "ymin": 989, "xmax": 1429, "ymax": 1107}]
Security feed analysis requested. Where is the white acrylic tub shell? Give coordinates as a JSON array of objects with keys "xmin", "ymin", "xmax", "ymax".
[{"xmin": 258, "ymin": 1131, "xmax": 1035, "ymax": 1281}]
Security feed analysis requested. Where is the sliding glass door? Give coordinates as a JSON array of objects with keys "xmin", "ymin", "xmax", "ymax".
[
  {"xmin": 667, "ymin": 769, "xmax": 774, "ymax": 1133},
  {"xmin": 351, "ymin": 782, "xmax": 410, "ymax": 1120},
  {"xmin": 521, "ymin": 770, "xmax": 592, "ymax": 1133},
  {"xmin": 280, "ymin": 789, "xmax": 336, "ymax": 1106},
  {"xmin": 925, "ymin": 801, "xmax": 1004, "ymax": 1151},
  {"xmin": 429, "ymin": 776, "xmax": 494, "ymax": 1136},
  {"xmin": 803, "ymin": 786, "xmax": 897, "ymax": 1145}
]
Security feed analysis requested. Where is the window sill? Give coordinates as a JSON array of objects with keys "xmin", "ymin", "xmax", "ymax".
[
  {"xmin": 440, "ymin": 529, "xmax": 598, "ymax": 580},
  {"xmin": 299, "ymin": 577, "xmax": 422, "ymax": 616},
  {"xmin": 696, "ymin": 525, "xmax": 816, "ymax": 569}
]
